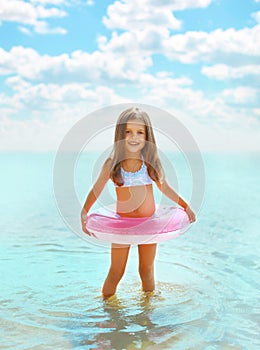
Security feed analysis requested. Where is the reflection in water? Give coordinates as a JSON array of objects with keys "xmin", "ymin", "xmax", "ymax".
[
  {"xmin": 81, "ymin": 292, "xmax": 175, "ymax": 349},
  {"xmin": 78, "ymin": 284, "xmax": 201, "ymax": 350}
]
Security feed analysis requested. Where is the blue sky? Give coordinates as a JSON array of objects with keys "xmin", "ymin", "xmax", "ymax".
[{"xmin": 0, "ymin": 0, "xmax": 259, "ymax": 152}]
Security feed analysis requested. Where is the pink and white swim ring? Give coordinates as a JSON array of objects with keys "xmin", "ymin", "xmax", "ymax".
[{"xmin": 85, "ymin": 205, "xmax": 191, "ymax": 245}]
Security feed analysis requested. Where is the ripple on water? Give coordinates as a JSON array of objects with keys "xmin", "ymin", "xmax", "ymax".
[
  {"xmin": 1, "ymin": 277, "xmax": 257, "ymax": 349},
  {"xmin": 74, "ymin": 282, "xmax": 221, "ymax": 349},
  {"xmin": 1, "ymin": 234, "xmax": 258, "ymax": 349}
]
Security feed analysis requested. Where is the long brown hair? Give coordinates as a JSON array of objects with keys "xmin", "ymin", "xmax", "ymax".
[{"xmin": 108, "ymin": 107, "xmax": 164, "ymax": 186}]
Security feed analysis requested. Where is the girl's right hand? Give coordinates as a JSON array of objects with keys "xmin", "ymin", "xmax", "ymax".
[
  {"xmin": 81, "ymin": 223, "xmax": 90, "ymax": 235},
  {"xmin": 81, "ymin": 210, "xmax": 91, "ymax": 235}
]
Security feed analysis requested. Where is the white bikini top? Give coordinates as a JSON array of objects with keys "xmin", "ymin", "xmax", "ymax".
[{"xmin": 115, "ymin": 160, "xmax": 153, "ymax": 187}]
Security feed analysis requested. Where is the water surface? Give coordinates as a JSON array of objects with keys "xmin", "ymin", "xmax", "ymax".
[{"xmin": 1, "ymin": 152, "xmax": 259, "ymax": 349}]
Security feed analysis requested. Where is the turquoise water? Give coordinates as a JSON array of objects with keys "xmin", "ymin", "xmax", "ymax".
[{"xmin": 1, "ymin": 152, "xmax": 259, "ymax": 349}]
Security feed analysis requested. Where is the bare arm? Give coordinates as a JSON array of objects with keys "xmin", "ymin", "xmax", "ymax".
[
  {"xmin": 81, "ymin": 158, "xmax": 112, "ymax": 231},
  {"xmin": 155, "ymin": 179, "xmax": 196, "ymax": 223}
]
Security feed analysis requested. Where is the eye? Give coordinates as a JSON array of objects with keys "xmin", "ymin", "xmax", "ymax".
[{"xmin": 138, "ymin": 131, "xmax": 145, "ymax": 134}]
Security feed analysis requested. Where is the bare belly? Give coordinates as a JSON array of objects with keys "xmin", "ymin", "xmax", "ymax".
[{"xmin": 116, "ymin": 184, "xmax": 156, "ymax": 218}]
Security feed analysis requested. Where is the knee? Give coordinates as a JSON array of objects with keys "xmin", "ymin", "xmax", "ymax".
[
  {"xmin": 108, "ymin": 267, "xmax": 125, "ymax": 282},
  {"xmin": 139, "ymin": 264, "xmax": 154, "ymax": 281}
]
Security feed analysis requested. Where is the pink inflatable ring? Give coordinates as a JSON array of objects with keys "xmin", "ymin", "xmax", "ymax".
[{"xmin": 85, "ymin": 205, "xmax": 191, "ymax": 245}]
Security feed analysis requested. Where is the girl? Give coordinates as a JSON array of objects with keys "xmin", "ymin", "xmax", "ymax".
[{"xmin": 81, "ymin": 107, "xmax": 196, "ymax": 299}]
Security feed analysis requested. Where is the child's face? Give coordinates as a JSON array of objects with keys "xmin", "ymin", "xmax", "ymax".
[{"xmin": 124, "ymin": 120, "xmax": 146, "ymax": 155}]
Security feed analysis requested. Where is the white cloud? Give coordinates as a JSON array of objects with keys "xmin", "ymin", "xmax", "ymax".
[
  {"xmin": 160, "ymin": 26, "xmax": 260, "ymax": 64},
  {"xmin": 4, "ymin": 76, "xmax": 131, "ymax": 111},
  {"xmin": 0, "ymin": 0, "xmax": 67, "ymax": 34},
  {"xmin": 0, "ymin": 116, "xmax": 64, "ymax": 151},
  {"xmin": 141, "ymin": 76, "xmax": 216, "ymax": 117},
  {"xmin": 98, "ymin": 22, "xmax": 260, "ymax": 69},
  {"xmin": 103, "ymin": 0, "xmax": 213, "ymax": 31},
  {"xmin": 103, "ymin": 1, "xmax": 181, "ymax": 31},
  {"xmin": 34, "ymin": 21, "xmax": 67, "ymax": 34},
  {"xmin": 98, "ymin": 27, "xmax": 169, "ymax": 55},
  {"xmin": 100, "ymin": 0, "xmax": 260, "ymax": 67},
  {"xmin": 0, "ymin": 46, "xmax": 152, "ymax": 84},
  {"xmin": 30, "ymin": 1, "xmax": 65, "ymax": 4},
  {"xmin": 0, "ymin": 70, "xmax": 259, "ymax": 152},
  {"xmin": 134, "ymin": 73, "xmax": 260, "ymax": 132},
  {"xmin": 221, "ymin": 87, "xmax": 258, "ymax": 105},
  {"xmin": 0, "ymin": 45, "xmax": 259, "ymax": 129},
  {"xmin": 18, "ymin": 26, "xmax": 33, "ymax": 35},
  {"xmin": 2, "ymin": 70, "xmax": 195, "ymax": 122},
  {"xmin": 0, "ymin": 0, "xmax": 259, "ymax": 152},
  {"xmin": 149, "ymin": 0, "xmax": 212, "ymax": 10},
  {"xmin": 0, "ymin": 81, "xmax": 132, "ymax": 151},
  {"xmin": 5, "ymin": 76, "xmax": 31, "ymax": 92},
  {"xmin": 252, "ymin": 11, "xmax": 260, "ymax": 23},
  {"xmin": 1, "ymin": 83, "xmax": 259, "ymax": 153},
  {"xmin": 201, "ymin": 64, "xmax": 260, "ymax": 80}
]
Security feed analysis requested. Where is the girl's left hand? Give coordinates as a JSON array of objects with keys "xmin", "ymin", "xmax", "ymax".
[{"xmin": 185, "ymin": 206, "xmax": 196, "ymax": 223}]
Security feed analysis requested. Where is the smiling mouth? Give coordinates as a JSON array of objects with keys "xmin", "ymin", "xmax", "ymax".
[{"xmin": 128, "ymin": 141, "xmax": 139, "ymax": 145}]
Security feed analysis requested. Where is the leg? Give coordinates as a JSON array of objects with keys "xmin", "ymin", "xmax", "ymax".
[
  {"xmin": 138, "ymin": 243, "xmax": 157, "ymax": 292},
  {"xmin": 102, "ymin": 244, "xmax": 130, "ymax": 299}
]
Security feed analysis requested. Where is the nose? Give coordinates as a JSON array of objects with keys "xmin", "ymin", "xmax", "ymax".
[{"xmin": 129, "ymin": 132, "xmax": 138, "ymax": 140}]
